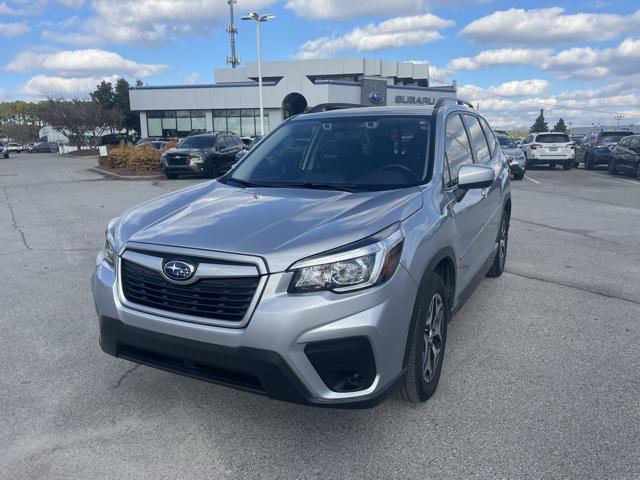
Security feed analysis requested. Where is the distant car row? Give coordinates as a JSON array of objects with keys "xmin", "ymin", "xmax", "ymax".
[
  {"xmin": 0, "ymin": 141, "xmax": 56, "ymax": 156},
  {"xmin": 494, "ymin": 128, "xmax": 640, "ymax": 180}
]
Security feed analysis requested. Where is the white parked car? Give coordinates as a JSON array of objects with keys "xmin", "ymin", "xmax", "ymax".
[
  {"xmin": 6, "ymin": 143, "xmax": 23, "ymax": 153},
  {"xmin": 521, "ymin": 132, "xmax": 575, "ymax": 170}
]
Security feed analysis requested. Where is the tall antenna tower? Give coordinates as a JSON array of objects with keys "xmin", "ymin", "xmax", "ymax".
[{"xmin": 226, "ymin": 0, "xmax": 240, "ymax": 68}]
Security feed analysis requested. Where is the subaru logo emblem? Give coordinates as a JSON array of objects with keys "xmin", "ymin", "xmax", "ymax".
[
  {"xmin": 369, "ymin": 91, "xmax": 385, "ymax": 104},
  {"xmin": 163, "ymin": 260, "xmax": 196, "ymax": 281}
]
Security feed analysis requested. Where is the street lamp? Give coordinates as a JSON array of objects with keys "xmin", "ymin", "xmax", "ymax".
[
  {"xmin": 613, "ymin": 114, "xmax": 624, "ymax": 126},
  {"xmin": 241, "ymin": 11, "xmax": 275, "ymax": 136}
]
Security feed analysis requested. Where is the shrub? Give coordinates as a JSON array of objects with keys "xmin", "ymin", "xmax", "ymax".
[{"xmin": 100, "ymin": 141, "xmax": 177, "ymax": 172}]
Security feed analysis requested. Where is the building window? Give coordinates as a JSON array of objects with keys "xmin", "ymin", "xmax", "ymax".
[
  {"xmin": 211, "ymin": 109, "xmax": 269, "ymax": 137},
  {"xmin": 146, "ymin": 110, "xmax": 206, "ymax": 138}
]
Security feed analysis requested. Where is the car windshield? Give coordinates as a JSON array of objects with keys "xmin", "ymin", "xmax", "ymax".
[
  {"xmin": 601, "ymin": 133, "xmax": 631, "ymax": 143},
  {"xmin": 228, "ymin": 115, "xmax": 432, "ymax": 191},
  {"xmin": 177, "ymin": 136, "xmax": 215, "ymax": 149},
  {"xmin": 536, "ymin": 134, "xmax": 570, "ymax": 143},
  {"xmin": 498, "ymin": 136, "xmax": 517, "ymax": 148}
]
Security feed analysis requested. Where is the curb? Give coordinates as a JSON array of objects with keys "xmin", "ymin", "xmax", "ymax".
[
  {"xmin": 89, "ymin": 167, "xmax": 164, "ymax": 180},
  {"xmin": 61, "ymin": 154, "xmax": 99, "ymax": 159}
]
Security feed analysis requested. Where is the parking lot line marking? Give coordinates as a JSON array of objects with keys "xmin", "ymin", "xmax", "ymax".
[
  {"xmin": 524, "ymin": 175, "xmax": 541, "ymax": 185},
  {"xmin": 577, "ymin": 169, "xmax": 640, "ymax": 185}
]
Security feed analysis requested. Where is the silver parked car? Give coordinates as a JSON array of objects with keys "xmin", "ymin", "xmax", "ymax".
[
  {"xmin": 497, "ymin": 133, "xmax": 526, "ymax": 180},
  {"xmin": 92, "ymin": 101, "xmax": 511, "ymax": 407}
]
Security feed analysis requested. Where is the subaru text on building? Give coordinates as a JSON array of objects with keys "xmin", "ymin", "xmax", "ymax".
[{"xmin": 92, "ymin": 100, "xmax": 511, "ymax": 408}]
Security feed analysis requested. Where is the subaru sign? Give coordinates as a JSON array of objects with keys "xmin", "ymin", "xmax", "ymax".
[{"xmin": 369, "ymin": 91, "xmax": 385, "ymax": 104}]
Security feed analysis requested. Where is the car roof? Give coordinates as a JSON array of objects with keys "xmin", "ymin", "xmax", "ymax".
[{"xmin": 292, "ymin": 105, "xmax": 439, "ymax": 121}]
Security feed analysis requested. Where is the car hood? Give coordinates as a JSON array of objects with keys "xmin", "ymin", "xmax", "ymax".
[{"xmin": 114, "ymin": 181, "xmax": 424, "ymax": 272}]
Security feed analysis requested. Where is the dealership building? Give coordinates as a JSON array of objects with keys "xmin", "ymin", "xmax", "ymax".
[{"xmin": 129, "ymin": 58, "xmax": 457, "ymax": 139}]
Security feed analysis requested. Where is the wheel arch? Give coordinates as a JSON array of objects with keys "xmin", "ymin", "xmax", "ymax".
[{"xmin": 402, "ymin": 246, "xmax": 457, "ymax": 368}]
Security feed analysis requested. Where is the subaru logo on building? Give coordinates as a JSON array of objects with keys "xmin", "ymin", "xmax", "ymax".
[
  {"xmin": 163, "ymin": 260, "xmax": 196, "ymax": 281},
  {"xmin": 369, "ymin": 91, "xmax": 385, "ymax": 104}
]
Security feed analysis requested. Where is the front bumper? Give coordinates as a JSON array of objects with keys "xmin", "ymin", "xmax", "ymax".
[{"xmin": 92, "ymin": 248, "xmax": 417, "ymax": 407}]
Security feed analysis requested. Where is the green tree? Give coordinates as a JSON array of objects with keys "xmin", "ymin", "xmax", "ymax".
[
  {"xmin": 90, "ymin": 81, "xmax": 115, "ymax": 110},
  {"xmin": 553, "ymin": 118, "xmax": 567, "ymax": 132},
  {"xmin": 530, "ymin": 109, "xmax": 549, "ymax": 133},
  {"xmin": 114, "ymin": 78, "xmax": 140, "ymax": 134}
]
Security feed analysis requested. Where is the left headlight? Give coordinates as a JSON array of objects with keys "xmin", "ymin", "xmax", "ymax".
[
  {"xmin": 103, "ymin": 217, "xmax": 118, "ymax": 269},
  {"xmin": 288, "ymin": 223, "xmax": 404, "ymax": 294}
]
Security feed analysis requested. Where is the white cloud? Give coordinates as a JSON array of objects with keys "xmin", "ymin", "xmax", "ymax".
[
  {"xmin": 285, "ymin": 0, "xmax": 482, "ymax": 20},
  {"xmin": 461, "ymin": 7, "xmax": 640, "ymax": 46},
  {"xmin": 45, "ymin": 0, "xmax": 275, "ymax": 46},
  {"xmin": 285, "ymin": 0, "xmax": 424, "ymax": 20},
  {"xmin": 488, "ymin": 79, "xmax": 550, "ymax": 96},
  {"xmin": 0, "ymin": 21, "xmax": 30, "ymax": 36},
  {"xmin": 547, "ymin": 38, "xmax": 640, "ymax": 80},
  {"xmin": 445, "ymin": 39, "xmax": 640, "ymax": 82},
  {"xmin": 19, "ymin": 74, "xmax": 120, "ymax": 97},
  {"xmin": 295, "ymin": 14, "xmax": 454, "ymax": 59},
  {"xmin": 184, "ymin": 72, "xmax": 201, "ymax": 85},
  {"xmin": 6, "ymin": 49, "xmax": 168, "ymax": 77},
  {"xmin": 448, "ymin": 48, "xmax": 552, "ymax": 71},
  {"xmin": 457, "ymin": 81, "xmax": 640, "ymax": 131},
  {"xmin": 0, "ymin": 0, "xmax": 82, "ymax": 15}
]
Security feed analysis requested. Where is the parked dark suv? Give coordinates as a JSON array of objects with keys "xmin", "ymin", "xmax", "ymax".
[
  {"xmin": 608, "ymin": 135, "xmax": 640, "ymax": 179},
  {"xmin": 160, "ymin": 132, "xmax": 244, "ymax": 179},
  {"xmin": 575, "ymin": 130, "xmax": 633, "ymax": 169}
]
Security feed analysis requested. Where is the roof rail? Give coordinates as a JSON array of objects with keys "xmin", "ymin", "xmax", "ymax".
[
  {"xmin": 433, "ymin": 97, "xmax": 475, "ymax": 111},
  {"xmin": 304, "ymin": 103, "xmax": 364, "ymax": 114}
]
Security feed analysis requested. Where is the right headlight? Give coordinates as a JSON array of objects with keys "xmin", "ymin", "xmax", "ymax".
[
  {"xmin": 288, "ymin": 223, "xmax": 404, "ymax": 294},
  {"xmin": 103, "ymin": 217, "xmax": 118, "ymax": 269}
]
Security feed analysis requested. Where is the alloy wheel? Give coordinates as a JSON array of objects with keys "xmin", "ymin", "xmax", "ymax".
[
  {"xmin": 422, "ymin": 293, "xmax": 444, "ymax": 383},
  {"xmin": 498, "ymin": 216, "xmax": 508, "ymax": 269}
]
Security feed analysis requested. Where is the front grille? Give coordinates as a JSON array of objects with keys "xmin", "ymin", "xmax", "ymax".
[
  {"xmin": 165, "ymin": 154, "xmax": 190, "ymax": 166},
  {"xmin": 121, "ymin": 260, "xmax": 259, "ymax": 322}
]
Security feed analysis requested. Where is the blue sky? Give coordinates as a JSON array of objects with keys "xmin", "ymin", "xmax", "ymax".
[{"xmin": 1, "ymin": 0, "xmax": 639, "ymax": 128}]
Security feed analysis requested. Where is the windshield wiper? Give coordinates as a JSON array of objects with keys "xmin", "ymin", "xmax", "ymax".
[
  {"xmin": 294, "ymin": 182, "xmax": 360, "ymax": 193},
  {"xmin": 223, "ymin": 177, "xmax": 278, "ymax": 188},
  {"xmin": 224, "ymin": 178, "xmax": 360, "ymax": 192}
]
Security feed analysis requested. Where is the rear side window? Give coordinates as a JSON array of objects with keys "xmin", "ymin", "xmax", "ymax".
[
  {"xmin": 630, "ymin": 137, "xmax": 640, "ymax": 148},
  {"xmin": 601, "ymin": 132, "xmax": 631, "ymax": 143},
  {"xmin": 444, "ymin": 114, "xmax": 474, "ymax": 187},
  {"xmin": 479, "ymin": 117, "xmax": 497, "ymax": 157},
  {"xmin": 536, "ymin": 134, "xmax": 570, "ymax": 143},
  {"xmin": 463, "ymin": 115, "xmax": 491, "ymax": 164}
]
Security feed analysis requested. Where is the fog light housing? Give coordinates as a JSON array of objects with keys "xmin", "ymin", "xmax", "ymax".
[{"xmin": 304, "ymin": 337, "xmax": 376, "ymax": 393}]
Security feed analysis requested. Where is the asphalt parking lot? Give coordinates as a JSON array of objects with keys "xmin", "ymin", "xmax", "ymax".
[{"xmin": 1, "ymin": 153, "xmax": 639, "ymax": 479}]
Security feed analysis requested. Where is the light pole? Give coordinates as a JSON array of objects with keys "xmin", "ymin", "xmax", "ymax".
[
  {"xmin": 614, "ymin": 114, "xmax": 624, "ymax": 126},
  {"xmin": 241, "ymin": 12, "xmax": 275, "ymax": 136}
]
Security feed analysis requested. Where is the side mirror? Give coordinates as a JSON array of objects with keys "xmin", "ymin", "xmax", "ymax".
[{"xmin": 455, "ymin": 164, "xmax": 495, "ymax": 200}]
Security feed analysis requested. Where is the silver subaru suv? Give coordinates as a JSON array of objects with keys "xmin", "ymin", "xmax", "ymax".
[{"xmin": 92, "ymin": 100, "xmax": 511, "ymax": 408}]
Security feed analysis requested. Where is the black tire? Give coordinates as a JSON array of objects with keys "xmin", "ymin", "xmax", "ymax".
[
  {"xmin": 396, "ymin": 274, "xmax": 449, "ymax": 403},
  {"xmin": 513, "ymin": 172, "xmax": 525, "ymax": 180},
  {"xmin": 486, "ymin": 210, "xmax": 510, "ymax": 278},
  {"xmin": 608, "ymin": 160, "xmax": 618, "ymax": 175},
  {"xmin": 563, "ymin": 161, "xmax": 572, "ymax": 170},
  {"xmin": 164, "ymin": 172, "xmax": 178, "ymax": 179},
  {"xmin": 574, "ymin": 160, "xmax": 580, "ymax": 168},
  {"xmin": 636, "ymin": 166, "xmax": 640, "ymax": 181},
  {"xmin": 549, "ymin": 162, "xmax": 557, "ymax": 169}
]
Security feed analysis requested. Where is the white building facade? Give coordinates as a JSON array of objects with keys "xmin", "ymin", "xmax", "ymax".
[{"xmin": 130, "ymin": 58, "xmax": 456, "ymax": 139}]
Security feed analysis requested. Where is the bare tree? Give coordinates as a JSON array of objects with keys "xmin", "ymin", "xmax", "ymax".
[{"xmin": 39, "ymin": 98, "xmax": 122, "ymax": 150}]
